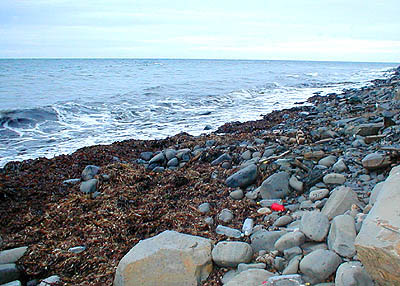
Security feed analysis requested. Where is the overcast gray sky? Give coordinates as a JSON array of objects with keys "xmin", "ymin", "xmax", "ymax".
[{"xmin": 0, "ymin": 0, "xmax": 399, "ymax": 62}]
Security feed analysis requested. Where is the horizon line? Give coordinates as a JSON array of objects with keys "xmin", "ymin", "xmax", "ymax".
[{"xmin": 0, "ymin": 57, "xmax": 399, "ymax": 64}]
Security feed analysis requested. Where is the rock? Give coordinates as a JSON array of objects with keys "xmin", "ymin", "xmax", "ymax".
[
  {"xmin": 140, "ymin": 151, "xmax": 153, "ymax": 161},
  {"xmin": 215, "ymin": 225, "xmax": 241, "ymax": 238},
  {"xmin": 304, "ymin": 150, "xmax": 325, "ymax": 160},
  {"xmin": 323, "ymin": 173, "xmax": 346, "ymax": 185},
  {"xmin": 0, "ymin": 264, "xmax": 20, "ymax": 285},
  {"xmin": 267, "ymin": 274, "xmax": 304, "ymax": 286},
  {"xmin": 0, "ymin": 247, "xmax": 28, "ymax": 264},
  {"xmin": 355, "ymin": 165, "xmax": 400, "ymax": 286},
  {"xmin": 361, "ymin": 152, "xmax": 391, "ymax": 170},
  {"xmin": 273, "ymin": 215, "xmax": 293, "ymax": 227},
  {"xmin": 62, "ymin": 178, "xmax": 80, "ymax": 186},
  {"xmin": 167, "ymin": 158, "xmax": 179, "ymax": 167},
  {"xmin": 80, "ymin": 179, "xmax": 98, "ymax": 193},
  {"xmin": 299, "ymin": 249, "xmax": 341, "ymax": 284},
  {"xmin": 211, "ymin": 241, "xmax": 253, "ymax": 268},
  {"xmin": 81, "ymin": 165, "xmax": 100, "ymax": 181},
  {"xmin": 250, "ymin": 230, "xmax": 286, "ymax": 253},
  {"xmin": 301, "ymin": 242, "xmax": 328, "ymax": 255},
  {"xmin": 226, "ymin": 164, "xmax": 258, "ymax": 188},
  {"xmin": 38, "ymin": 276, "xmax": 60, "ymax": 286},
  {"xmin": 230, "ymin": 189, "xmax": 244, "ymax": 200},
  {"xmin": 369, "ymin": 181, "xmax": 384, "ymax": 206},
  {"xmin": 283, "ymin": 247, "xmax": 302, "ymax": 261},
  {"xmin": 237, "ymin": 263, "xmax": 266, "ymax": 273},
  {"xmin": 241, "ymin": 150, "xmax": 252, "ymax": 160},
  {"xmin": 224, "ymin": 269, "xmax": 274, "ymax": 286},
  {"xmin": 355, "ymin": 123, "xmax": 383, "ymax": 136},
  {"xmin": 0, "ymin": 281, "xmax": 22, "ymax": 286},
  {"xmin": 204, "ymin": 217, "xmax": 214, "ymax": 226},
  {"xmin": 282, "ymin": 255, "xmax": 302, "ymax": 275},
  {"xmin": 204, "ymin": 124, "xmax": 212, "ymax": 130},
  {"xmin": 198, "ymin": 203, "xmax": 211, "ymax": 214},
  {"xmin": 327, "ymin": 215, "xmax": 356, "ymax": 258},
  {"xmin": 259, "ymin": 172, "xmax": 290, "ymax": 199},
  {"xmin": 289, "ymin": 176, "xmax": 303, "ymax": 193},
  {"xmin": 218, "ymin": 209, "xmax": 234, "ymax": 223},
  {"xmin": 321, "ymin": 186, "xmax": 361, "ymax": 220},
  {"xmin": 114, "ymin": 230, "xmax": 212, "ymax": 286},
  {"xmin": 274, "ymin": 231, "xmax": 306, "ymax": 251},
  {"xmin": 273, "ymin": 257, "xmax": 287, "ymax": 272},
  {"xmin": 257, "ymin": 207, "xmax": 271, "ymax": 215},
  {"xmin": 164, "ymin": 149, "xmax": 177, "ymax": 161},
  {"xmin": 333, "ymin": 159, "xmax": 347, "ymax": 173},
  {"xmin": 149, "ymin": 152, "xmax": 166, "ymax": 164},
  {"xmin": 318, "ymin": 155, "xmax": 337, "ymax": 167},
  {"xmin": 221, "ymin": 270, "xmax": 238, "ymax": 285},
  {"xmin": 335, "ymin": 261, "xmax": 374, "ymax": 286},
  {"xmin": 300, "ymin": 211, "xmax": 330, "ymax": 242},
  {"xmin": 68, "ymin": 246, "xmax": 86, "ymax": 254},
  {"xmin": 309, "ymin": 189, "xmax": 329, "ymax": 202},
  {"xmin": 211, "ymin": 153, "xmax": 232, "ymax": 166}
]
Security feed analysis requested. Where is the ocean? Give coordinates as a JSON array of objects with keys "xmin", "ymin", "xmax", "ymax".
[{"xmin": 0, "ymin": 59, "xmax": 398, "ymax": 167}]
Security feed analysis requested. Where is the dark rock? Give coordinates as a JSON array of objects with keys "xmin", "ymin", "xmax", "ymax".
[{"xmin": 226, "ymin": 164, "xmax": 258, "ymax": 188}]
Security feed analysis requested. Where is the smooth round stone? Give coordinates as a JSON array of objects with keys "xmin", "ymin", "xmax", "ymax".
[
  {"xmin": 309, "ymin": 189, "xmax": 330, "ymax": 202},
  {"xmin": 323, "ymin": 173, "xmax": 346, "ymax": 185},
  {"xmin": 257, "ymin": 207, "xmax": 272, "ymax": 215},
  {"xmin": 198, "ymin": 203, "xmax": 211, "ymax": 214},
  {"xmin": 274, "ymin": 215, "xmax": 293, "ymax": 227},
  {"xmin": 230, "ymin": 189, "xmax": 244, "ymax": 200},
  {"xmin": 218, "ymin": 209, "xmax": 234, "ymax": 223}
]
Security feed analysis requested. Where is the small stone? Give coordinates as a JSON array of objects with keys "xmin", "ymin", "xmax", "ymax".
[
  {"xmin": 289, "ymin": 176, "xmax": 303, "ymax": 193},
  {"xmin": 283, "ymin": 247, "xmax": 302, "ymax": 261},
  {"xmin": 218, "ymin": 209, "xmax": 234, "ymax": 223},
  {"xmin": 80, "ymin": 179, "xmax": 98, "ymax": 194},
  {"xmin": 212, "ymin": 241, "xmax": 253, "ymax": 267},
  {"xmin": 301, "ymin": 242, "xmax": 328, "ymax": 255},
  {"xmin": 237, "ymin": 262, "xmax": 266, "ymax": 273},
  {"xmin": 164, "ymin": 149, "xmax": 177, "ymax": 161},
  {"xmin": 204, "ymin": 217, "xmax": 214, "ymax": 225},
  {"xmin": 251, "ymin": 230, "xmax": 286, "ymax": 253},
  {"xmin": 323, "ymin": 173, "xmax": 346, "ymax": 185},
  {"xmin": 68, "ymin": 246, "xmax": 86, "ymax": 254},
  {"xmin": 309, "ymin": 189, "xmax": 329, "ymax": 202},
  {"xmin": 167, "ymin": 158, "xmax": 179, "ymax": 167},
  {"xmin": 198, "ymin": 203, "xmax": 211, "ymax": 214},
  {"xmin": 273, "ymin": 215, "xmax": 293, "ymax": 227},
  {"xmin": 62, "ymin": 178, "xmax": 81, "ymax": 186},
  {"xmin": 149, "ymin": 152, "xmax": 166, "ymax": 164},
  {"xmin": 224, "ymin": 269, "xmax": 274, "ymax": 286},
  {"xmin": 140, "ymin": 151, "xmax": 153, "ymax": 161},
  {"xmin": 361, "ymin": 153, "xmax": 390, "ymax": 170},
  {"xmin": 318, "ymin": 155, "xmax": 337, "ymax": 167},
  {"xmin": 333, "ymin": 159, "xmax": 347, "ymax": 173},
  {"xmin": 300, "ymin": 211, "xmax": 330, "ymax": 242},
  {"xmin": 267, "ymin": 274, "xmax": 304, "ymax": 286},
  {"xmin": 211, "ymin": 153, "xmax": 232, "ymax": 166},
  {"xmin": 257, "ymin": 207, "xmax": 271, "ymax": 215},
  {"xmin": 230, "ymin": 189, "xmax": 244, "ymax": 200},
  {"xmin": 38, "ymin": 276, "xmax": 60, "ymax": 286},
  {"xmin": 225, "ymin": 164, "xmax": 258, "ymax": 188},
  {"xmin": 241, "ymin": 150, "xmax": 252, "ymax": 160},
  {"xmin": 274, "ymin": 231, "xmax": 306, "ymax": 251},
  {"xmin": 81, "ymin": 165, "xmax": 100, "ymax": 181}
]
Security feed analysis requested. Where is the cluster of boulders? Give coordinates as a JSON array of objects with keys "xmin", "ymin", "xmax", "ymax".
[{"xmin": 113, "ymin": 69, "xmax": 400, "ymax": 285}]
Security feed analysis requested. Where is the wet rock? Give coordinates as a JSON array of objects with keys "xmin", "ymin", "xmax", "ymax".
[
  {"xmin": 355, "ymin": 165, "xmax": 400, "ymax": 286},
  {"xmin": 0, "ymin": 264, "xmax": 20, "ymax": 285},
  {"xmin": 81, "ymin": 165, "xmax": 100, "ymax": 181},
  {"xmin": 114, "ymin": 230, "xmax": 212, "ymax": 286},
  {"xmin": 361, "ymin": 152, "xmax": 391, "ymax": 170},
  {"xmin": 328, "ymin": 215, "xmax": 356, "ymax": 258},
  {"xmin": 335, "ymin": 261, "xmax": 374, "ymax": 286},
  {"xmin": 251, "ymin": 230, "xmax": 286, "ymax": 253},
  {"xmin": 274, "ymin": 231, "xmax": 306, "ymax": 251},
  {"xmin": 218, "ymin": 209, "xmax": 234, "ymax": 223},
  {"xmin": 230, "ymin": 189, "xmax": 244, "ymax": 200},
  {"xmin": 259, "ymin": 172, "xmax": 290, "ymax": 199},
  {"xmin": 224, "ymin": 269, "xmax": 274, "ymax": 286},
  {"xmin": 226, "ymin": 164, "xmax": 258, "ymax": 188},
  {"xmin": 0, "ymin": 247, "xmax": 28, "ymax": 264},
  {"xmin": 321, "ymin": 186, "xmax": 361, "ymax": 220},
  {"xmin": 323, "ymin": 173, "xmax": 346, "ymax": 185},
  {"xmin": 80, "ymin": 179, "xmax": 98, "ymax": 194},
  {"xmin": 300, "ymin": 211, "xmax": 330, "ymax": 242},
  {"xmin": 299, "ymin": 249, "xmax": 341, "ymax": 284},
  {"xmin": 211, "ymin": 241, "xmax": 253, "ymax": 267}
]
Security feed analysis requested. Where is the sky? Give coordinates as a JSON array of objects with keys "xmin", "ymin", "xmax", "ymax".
[{"xmin": 0, "ymin": 0, "xmax": 399, "ymax": 62}]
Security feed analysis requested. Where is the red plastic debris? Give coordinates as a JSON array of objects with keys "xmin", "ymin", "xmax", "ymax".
[{"xmin": 271, "ymin": 203, "xmax": 285, "ymax": 212}]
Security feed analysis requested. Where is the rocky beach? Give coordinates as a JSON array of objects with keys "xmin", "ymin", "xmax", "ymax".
[{"xmin": 1, "ymin": 66, "xmax": 400, "ymax": 286}]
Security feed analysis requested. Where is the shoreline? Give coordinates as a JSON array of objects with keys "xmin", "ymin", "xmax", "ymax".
[{"xmin": 1, "ymin": 66, "xmax": 400, "ymax": 285}]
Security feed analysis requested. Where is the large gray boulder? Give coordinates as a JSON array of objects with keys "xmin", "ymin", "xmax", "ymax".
[
  {"xmin": 299, "ymin": 249, "xmax": 342, "ymax": 284},
  {"xmin": 211, "ymin": 241, "xmax": 253, "ymax": 268},
  {"xmin": 114, "ymin": 230, "xmax": 213, "ymax": 286},
  {"xmin": 321, "ymin": 186, "xmax": 361, "ymax": 220},
  {"xmin": 250, "ymin": 230, "xmax": 286, "ymax": 253},
  {"xmin": 224, "ymin": 269, "xmax": 274, "ymax": 286},
  {"xmin": 335, "ymin": 261, "xmax": 374, "ymax": 286},
  {"xmin": 259, "ymin": 172, "xmax": 290, "ymax": 199},
  {"xmin": 355, "ymin": 165, "xmax": 400, "ymax": 286},
  {"xmin": 226, "ymin": 164, "xmax": 258, "ymax": 188},
  {"xmin": 327, "ymin": 215, "xmax": 356, "ymax": 258},
  {"xmin": 300, "ymin": 211, "xmax": 330, "ymax": 242}
]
